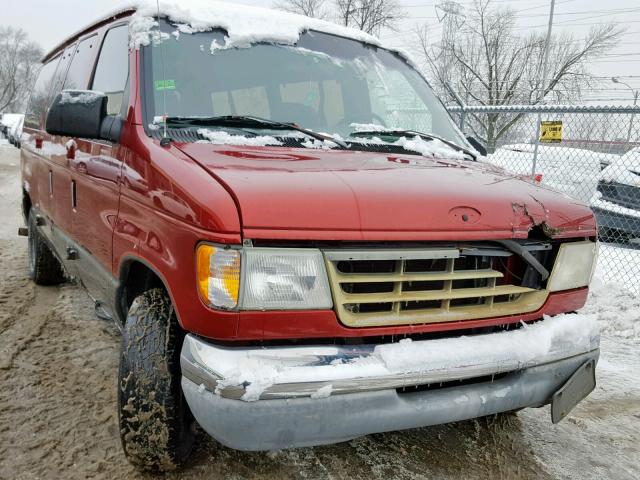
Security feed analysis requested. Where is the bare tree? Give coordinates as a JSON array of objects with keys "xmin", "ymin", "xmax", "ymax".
[
  {"xmin": 335, "ymin": 0, "xmax": 405, "ymax": 36},
  {"xmin": 0, "ymin": 27, "xmax": 42, "ymax": 113},
  {"xmin": 416, "ymin": 0, "xmax": 622, "ymax": 148},
  {"xmin": 275, "ymin": 0, "xmax": 329, "ymax": 19}
]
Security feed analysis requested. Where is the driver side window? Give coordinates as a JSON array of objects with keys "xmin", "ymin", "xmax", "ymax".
[{"xmin": 92, "ymin": 25, "xmax": 129, "ymax": 116}]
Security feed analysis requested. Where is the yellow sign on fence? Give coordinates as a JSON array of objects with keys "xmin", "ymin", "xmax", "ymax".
[{"xmin": 540, "ymin": 121, "xmax": 563, "ymax": 143}]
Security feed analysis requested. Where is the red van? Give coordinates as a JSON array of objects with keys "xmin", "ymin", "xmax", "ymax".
[{"xmin": 21, "ymin": 0, "xmax": 600, "ymax": 472}]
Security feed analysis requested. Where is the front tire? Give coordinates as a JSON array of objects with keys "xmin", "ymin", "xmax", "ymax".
[
  {"xmin": 118, "ymin": 289, "xmax": 195, "ymax": 472},
  {"xmin": 27, "ymin": 211, "xmax": 65, "ymax": 285}
]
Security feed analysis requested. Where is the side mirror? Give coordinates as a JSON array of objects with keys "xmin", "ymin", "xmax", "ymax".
[
  {"xmin": 46, "ymin": 90, "xmax": 121, "ymax": 142},
  {"xmin": 466, "ymin": 136, "xmax": 488, "ymax": 157}
]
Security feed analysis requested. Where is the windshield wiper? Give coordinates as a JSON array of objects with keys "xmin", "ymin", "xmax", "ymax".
[
  {"xmin": 352, "ymin": 129, "xmax": 478, "ymax": 161},
  {"xmin": 163, "ymin": 115, "xmax": 348, "ymax": 149}
]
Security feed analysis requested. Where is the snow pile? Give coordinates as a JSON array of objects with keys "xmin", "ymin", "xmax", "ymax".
[
  {"xmin": 197, "ymin": 129, "xmax": 283, "ymax": 147},
  {"xmin": 209, "ymin": 313, "xmax": 598, "ymax": 402},
  {"xmin": 586, "ymin": 243, "xmax": 640, "ymax": 341},
  {"xmin": 129, "ymin": 0, "xmax": 380, "ymax": 50},
  {"xmin": 593, "ymin": 244, "xmax": 640, "ymax": 295},
  {"xmin": 310, "ymin": 385, "xmax": 333, "ymax": 399},
  {"xmin": 59, "ymin": 90, "xmax": 103, "ymax": 105}
]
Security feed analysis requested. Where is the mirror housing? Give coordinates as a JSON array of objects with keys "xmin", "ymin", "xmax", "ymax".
[
  {"xmin": 466, "ymin": 136, "xmax": 488, "ymax": 157},
  {"xmin": 46, "ymin": 90, "xmax": 109, "ymax": 140}
]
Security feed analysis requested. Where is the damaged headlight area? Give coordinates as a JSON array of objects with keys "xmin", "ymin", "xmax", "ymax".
[
  {"xmin": 547, "ymin": 240, "xmax": 599, "ymax": 292},
  {"xmin": 197, "ymin": 245, "xmax": 333, "ymax": 311}
]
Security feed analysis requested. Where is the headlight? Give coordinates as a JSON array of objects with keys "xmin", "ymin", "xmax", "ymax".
[
  {"xmin": 197, "ymin": 245, "xmax": 333, "ymax": 311},
  {"xmin": 242, "ymin": 248, "xmax": 333, "ymax": 310},
  {"xmin": 547, "ymin": 241, "xmax": 598, "ymax": 292}
]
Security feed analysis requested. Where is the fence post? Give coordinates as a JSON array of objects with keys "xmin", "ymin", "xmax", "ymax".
[{"xmin": 532, "ymin": 114, "xmax": 542, "ymax": 179}]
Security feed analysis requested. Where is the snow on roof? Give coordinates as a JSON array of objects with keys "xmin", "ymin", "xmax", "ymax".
[{"xmin": 44, "ymin": 0, "xmax": 382, "ymax": 61}]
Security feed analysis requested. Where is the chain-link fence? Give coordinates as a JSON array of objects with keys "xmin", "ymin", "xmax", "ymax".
[{"xmin": 448, "ymin": 104, "xmax": 640, "ymax": 293}]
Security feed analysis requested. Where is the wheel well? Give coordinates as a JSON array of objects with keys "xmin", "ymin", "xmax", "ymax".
[
  {"xmin": 22, "ymin": 189, "xmax": 32, "ymax": 223},
  {"xmin": 119, "ymin": 260, "xmax": 168, "ymax": 320}
]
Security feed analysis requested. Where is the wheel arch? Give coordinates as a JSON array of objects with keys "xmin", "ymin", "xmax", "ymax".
[{"xmin": 116, "ymin": 255, "xmax": 184, "ymax": 329}]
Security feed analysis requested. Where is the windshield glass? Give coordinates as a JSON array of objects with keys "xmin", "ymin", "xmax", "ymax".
[{"xmin": 144, "ymin": 21, "xmax": 467, "ymax": 146}]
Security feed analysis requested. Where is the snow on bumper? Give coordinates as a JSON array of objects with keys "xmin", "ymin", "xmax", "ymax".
[{"xmin": 180, "ymin": 313, "xmax": 600, "ymax": 450}]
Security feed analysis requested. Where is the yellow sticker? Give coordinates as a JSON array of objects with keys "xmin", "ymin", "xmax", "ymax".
[{"xmin": 540, "ymin": 121, "xmax": 562, "ymax": 143}]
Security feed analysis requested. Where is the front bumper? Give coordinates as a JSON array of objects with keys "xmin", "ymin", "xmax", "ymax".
[{"xmin": 181, "ymin": 314, "xmax": 600, "ymax": 451}]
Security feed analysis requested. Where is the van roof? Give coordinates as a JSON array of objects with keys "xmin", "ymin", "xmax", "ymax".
[{"xmin": 43, "ymin": 0, "xmax": 385, "ymax": 63}]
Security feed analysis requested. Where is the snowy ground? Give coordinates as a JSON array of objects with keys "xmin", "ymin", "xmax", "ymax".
[{"xmin": 0, "ymin": 144, "xmax": 638, "ymax": 479}]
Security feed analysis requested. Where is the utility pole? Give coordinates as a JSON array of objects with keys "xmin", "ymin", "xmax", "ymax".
[
  {"xmin": 612, "ymin": 77, "xmax": 639, "ymax": 143},
  {"xmin": 531, "ymin": 0, "xmax": 556, "ymax": 179}
]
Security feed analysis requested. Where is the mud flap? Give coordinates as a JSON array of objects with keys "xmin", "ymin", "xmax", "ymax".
[{"xmin": 551, "ymin": 359, "xmax": 596, "ymax": 424}]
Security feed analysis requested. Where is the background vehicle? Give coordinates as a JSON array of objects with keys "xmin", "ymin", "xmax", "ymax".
[
  {"xmin": 591, "ymin": 147, "xmax": 640, "ymax": 246},
  {"xmin": 20, "ymin": 0, "xmax": 600, "ymax": 472},
  {"xmin": 1, "ymin": 113, "xmax": 24, "ymax": 140},
  {"xmin": 487, "ymin": 143, "xmax": 619, "ymax": 203},
  {"xmin": 8, "ymin": 115, "xmax": 25, "ymax": 147}
]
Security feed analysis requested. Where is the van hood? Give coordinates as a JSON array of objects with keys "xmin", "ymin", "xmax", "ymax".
[{"xmin": 176, "ymin": 144, "xmax": 596, "ymax": 241}]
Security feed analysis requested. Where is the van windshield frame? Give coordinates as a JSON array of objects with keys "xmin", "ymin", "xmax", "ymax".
[{"xmin": 140, "ymin": 20, "xmax": 468, "ymax": 149}]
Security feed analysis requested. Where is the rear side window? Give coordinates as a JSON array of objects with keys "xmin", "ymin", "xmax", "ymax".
[
  {"xmin": 50, "ymin": 45, "xmax": 75, "ymax": 99},
  {"xmin": 24, "ymin": 57, "xmax": 60, "ymax": 130},
  {"xmin": 63, "ymin": 35, "xmax": 98, "ymax": 90},
  {"xmin": 92, "ymin": 25, "xmax": 129, "ymax": 115}
]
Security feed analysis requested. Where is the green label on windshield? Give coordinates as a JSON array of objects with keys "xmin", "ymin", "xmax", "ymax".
[{"xmin": 155, "ymin": 79, "xmax": 176, "ymax": 91}]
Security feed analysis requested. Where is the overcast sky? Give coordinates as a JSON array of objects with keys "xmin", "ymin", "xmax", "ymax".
[{"xmin": 1, "ymin": 0, "xmax": 638, "ymax": 104}]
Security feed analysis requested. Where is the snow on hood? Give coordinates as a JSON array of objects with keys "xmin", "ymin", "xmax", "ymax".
[{"xmin": 128, "ymin": 0, "xmax": 381, "ymax": 50}]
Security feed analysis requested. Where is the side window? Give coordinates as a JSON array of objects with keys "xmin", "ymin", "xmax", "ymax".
[
  {"xmin": 50, "ymin": 45, "xmax": 75, "ymax": 99},
  {"xmin": 24, "ymin": 57, "xmax": 61, "ymax": 130},
  {"xmin": 63, "ymin": 35, "xmax": 98, "ymax": 90},
  {"xmin": 92, "ymin": 25, "xmax": 129, "ymax": 116}
]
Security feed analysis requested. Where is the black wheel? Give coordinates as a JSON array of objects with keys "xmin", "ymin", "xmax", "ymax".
[
  {"xmin": 118, "ymin": 288, "xmax": 195, "ymax": 472},
  {"xmin": 27, "ymin": 211, "xmax": 65, "ymax": 285}
]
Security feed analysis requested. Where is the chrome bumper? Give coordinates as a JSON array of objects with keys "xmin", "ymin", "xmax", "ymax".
[{"xmin": 180, "ymin": 314, "xmax": 600, "ymax": 450}]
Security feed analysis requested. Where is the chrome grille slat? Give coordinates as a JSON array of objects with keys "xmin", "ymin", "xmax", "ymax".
[
  {"xmin": 324, "ymin": 248, "xmax": 550, "ymax": 328},
  {"xmin": 340, "ymin": 285, "xmax": 535, "ymax": 304},
  {"xmin": 336, "ymin": 268, "xmax": 504, "ymax": 283}
]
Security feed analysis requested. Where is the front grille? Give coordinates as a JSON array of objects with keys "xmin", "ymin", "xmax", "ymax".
[{"xmin": 324, "ymin": 246, "xmax": 550, "ymax": 328}]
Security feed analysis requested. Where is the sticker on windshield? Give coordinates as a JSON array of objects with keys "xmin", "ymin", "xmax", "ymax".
[{"xmin": 155, "ymin": 79, "xmax": 176, "ymax": 91}]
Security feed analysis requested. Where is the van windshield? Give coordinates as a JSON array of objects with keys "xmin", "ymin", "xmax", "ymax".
[{"xmin": 144, "ymin": 21, "xmax": 467, "ymax": 147}]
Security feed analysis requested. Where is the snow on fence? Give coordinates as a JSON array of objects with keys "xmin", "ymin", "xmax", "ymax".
[{"xmin": 448, "ymin": 104, "xmax": 640, "ymax": 294}]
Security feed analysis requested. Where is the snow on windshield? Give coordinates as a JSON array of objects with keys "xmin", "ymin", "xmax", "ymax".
[{"xmin": 129, "ymin": 0, "xmax": 380, "ymax": 50}]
